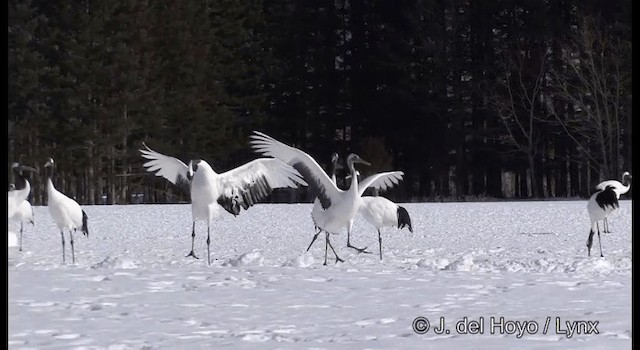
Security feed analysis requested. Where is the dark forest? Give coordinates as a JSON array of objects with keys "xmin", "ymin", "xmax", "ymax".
[{"xmin": 8, "ymin": 0, "xmax": 632, "ymax": 205}]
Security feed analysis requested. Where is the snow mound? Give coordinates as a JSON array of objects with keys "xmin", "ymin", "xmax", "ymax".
[
  {"xmin": 281, "ymin": 253, "xmax": 315, "ymax": 267},
  {"xmin": 415, "ymin": 258, "xmax": 450, "ymax": 270},
  {"xmin": 222, "ymin": 250, "xmax": 264, "ymax": 267},
  {"xmin": 568, "ymin": 258, "xmax": 617, "ymax": 274},
  {"xmin": 443, "ymin": 255, "xmax": 478, "ymax": 271},
  {"xmin": 413, "ymin": 253, "xmax": 630, "ymax": 275},
  {"xmin": 415, "ymin": 255, "xmax": 481, "ymax": 271},
  {"xmin": 91, "ymin": 256, "xmax": 138, "ymax": 270},
  {"xmin": 8, "ymin": 231, "xmax": 18, "ymax": 248}
]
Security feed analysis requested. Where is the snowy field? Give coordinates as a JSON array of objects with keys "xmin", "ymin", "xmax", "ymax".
[{"xmin": 8, "ymin": 200, "xmax": 632, "ymax": 349}]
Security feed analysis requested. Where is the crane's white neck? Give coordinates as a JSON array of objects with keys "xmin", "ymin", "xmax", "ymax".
[
  {"xmin": 46, "ymin": 177, "xmax": 56, "ymax": 194},
  {"xmin": 329, "ymin": 161, "xmax": 338, "ymax": 185},
  {"xmin": 348, "ymin": 160, "xmax": 358, "ymax": 193},
  {"xmin": 622, "ymin": 175, "xmax": 631, "ymax": 188}
]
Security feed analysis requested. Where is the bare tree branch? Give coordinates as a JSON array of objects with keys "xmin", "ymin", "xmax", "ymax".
[
  {"xmin": 550, "ymin": 14, "xmax": 631, "ymax": 179},
  {"xmin": 489, "ymin": 43, "xmax": 549, "ymax": 197}
]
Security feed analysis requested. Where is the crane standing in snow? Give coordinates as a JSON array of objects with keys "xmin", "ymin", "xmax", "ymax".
[
  {"xmin": 343, "ymin": 169, "xmax": 412, "ymax": 260},
  {"xmin": 8, "ymin": 163, "xmax": 35, "ymax": 220},
  {"xmin": 250, "ymin": 131, "xmax": 403, "ymax": 265},
  {"xmin": 306, "ymin": 152, "xmax": 343, "ymax": 252},
  {"xmin": 8, "ymin": 162, "xmax": 36, "ymax": 251},
  {"xmin": 586, "ymin": 185, "xmax": 619, "ymax": 257},
  {"xmin": 358, "ymin": 195, "xmax": 413, "ymax": 260},
  {"xmin": 140, "ymin": 143, "xmax": 307, "ymax": 265},
  {"xmin": 44, "ymin": 158, "xmax": 90, "ymax": 264}
]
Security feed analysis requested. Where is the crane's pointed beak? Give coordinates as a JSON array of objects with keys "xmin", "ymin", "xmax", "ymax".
[{"xmin": 357, "ymin": 159, "xmax": 371, "ymax": 166}]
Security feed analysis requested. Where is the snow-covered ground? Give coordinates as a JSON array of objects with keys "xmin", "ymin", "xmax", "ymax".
[{"xmin": 8, "ymin": 200, "xmax": 632, "ymax": 349}]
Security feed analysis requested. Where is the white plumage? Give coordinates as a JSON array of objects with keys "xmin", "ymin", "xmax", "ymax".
[
  {"xmin": 8, "ymin": 187, "xmax": 28, "ymax": 220},
  {"xmin": 345, "ymin": 171, "xmax": 405, "ymax": 253},
  {"xmin": 44, "ymin": 158, "xmax": 89, "ymax": 264},
  {"xmin": 8, "ymin": 183, "xmax": 35, "ymax": 252},
  {"xmin": 306, "ymin": 152, "xmax": 342, "ymax": 252},
  {"xmin": 8, "ymin": 163, "xmax": 36, "ymax": 252},
  {"xmin": 8, "ymin": 163, "xmax": 33, "ymax": 220},
  {"xmin": 140, "ymin": 143, "xmax": 307, "ymax": 265},
  {"xmin": 310, "ymin": 168, "xmax": 408, "ymax": 257},
  {"xmin": 586, "ymin": 185, "xmax": 619, "ymax": 257},
  {"xmin": 359, "ymin": 196, "xmax": 413, "ymax": 260},
  {"xmin": 250, "ymin": 131, "xmax": 404, "ymax": 265},
  {"xmin": 594, "ymin": 172, "xmax": 631, "ymax": 233}
]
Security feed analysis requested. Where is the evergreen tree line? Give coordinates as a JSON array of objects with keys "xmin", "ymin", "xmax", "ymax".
[{"xmin": 8, "ymin": 0, "xmax": 632, "ymax": 205}]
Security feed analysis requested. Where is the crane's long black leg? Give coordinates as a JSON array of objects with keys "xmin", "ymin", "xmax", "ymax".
[
  {"xmin": 327, "ymin": 232, "xmax": 344, "ymax": 264},
  {"xmin": 378, "ymin": 229, "xmax": 383, "ymax": 260},
  {"xmin": 69, "ymin": 230, "xmax": 75, "ymax": 264},
  {"xmin": 206, "ymin": 223, "xmax": 211, "ymax": 266},
  {"xmin": 186, "ymin": 221, "xmax": 199, "ymax": 259},
  {"xmin": 586, "ymin": 229, "xmax": 594, "ymax": 257},
  {"xmin": 597, "ymin": 230, "xmax": 604, "ymax": 258},
  {"xmin": 604, "ymin": 218, "xmax": 611, "ymax": 233},
  {"xmin": 346, "ymin": 226, "xmax": 370, "ymax": 254},
  {"xmin": 19, "ymin": 222, "xmax": 23, "ymax": 252},
  {"xmin": 306, "ymin": 227, "xmax": 321, "ymax": 252},
  {"xmin": 60, "ymin": 230, "xmax": 66, "ymax": 264},
  {"xmin": 323, "ymin": 231, "xmax": 329, "ymax": 266}
]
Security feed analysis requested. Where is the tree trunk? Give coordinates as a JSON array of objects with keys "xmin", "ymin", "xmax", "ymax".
[
  {"xmin": 87, "ymin": 147, "xmax": 96, "ymax": 205},
  {"xmin": 121, "ymin": 104, "xmax": 129, "ymax": 204},
  {"xmin": 527, "ymin": 154, "xmax": 538, "ymax": 198},
  {"xmin": 109, "ymin": 146, "xmax": 116, "ymax": 205}
]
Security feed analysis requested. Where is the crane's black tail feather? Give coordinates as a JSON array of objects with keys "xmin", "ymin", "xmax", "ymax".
[
  {"xmin": 397, "ymin": 206, "xmax": 413, "ymax": 232},
  {"xmin": 82, "ymin": 210, "xmax": 89, "ymax": 237}
]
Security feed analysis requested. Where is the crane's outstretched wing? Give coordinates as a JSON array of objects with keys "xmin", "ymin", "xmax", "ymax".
[
  {"xmin": 139, "ymin": 143, "xmax": 190, "ymax": 192},
  {"xmin": 250, "ymin": 131, "xmax": 339, "ymax": 209},
  {"xmin": 216, "ymin": 158, "xmax": 308, "ymax": 215},
  {"xmin": 357, "ymin": 171, "xmax": 404, "ymax": 197}
]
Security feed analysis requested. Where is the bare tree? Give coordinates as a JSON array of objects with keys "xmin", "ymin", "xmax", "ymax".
[
  {"xmin": 550, "ymin": 15, "xmax": 631, "ymax": 181},
  {"xmin": 489, "ymin": 44, "xmax": 549, "ymax": 197}
]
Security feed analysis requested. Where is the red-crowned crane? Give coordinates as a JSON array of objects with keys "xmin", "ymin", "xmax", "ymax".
[
  {"xmin": 250, "ymin": 131, "xmax": 403, "ymax": 265},
  {"xmin": 586, "ymin": 185, "xmax": 619, "ymax": 257},
  {"xmin": 44, "ymin": 158, "xmax": 89, "ymax": 264},
  {"xmin": 140, "ymin": 143, "xmax": 307, "ymax": 265},
  {"xmin": 358, "ymin": 195, "xmax": 413, "ymax": 260},
  {"xmin": 594, "ymin": 172, "xmax": 631, "ymax": 233},
  {"xmin": 306, "ymin": 152, "xmax": 343, "ymax": 252},
  {"xmin": 8, "ymin": 163, "xmax": 36, "ymax": 251}
]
